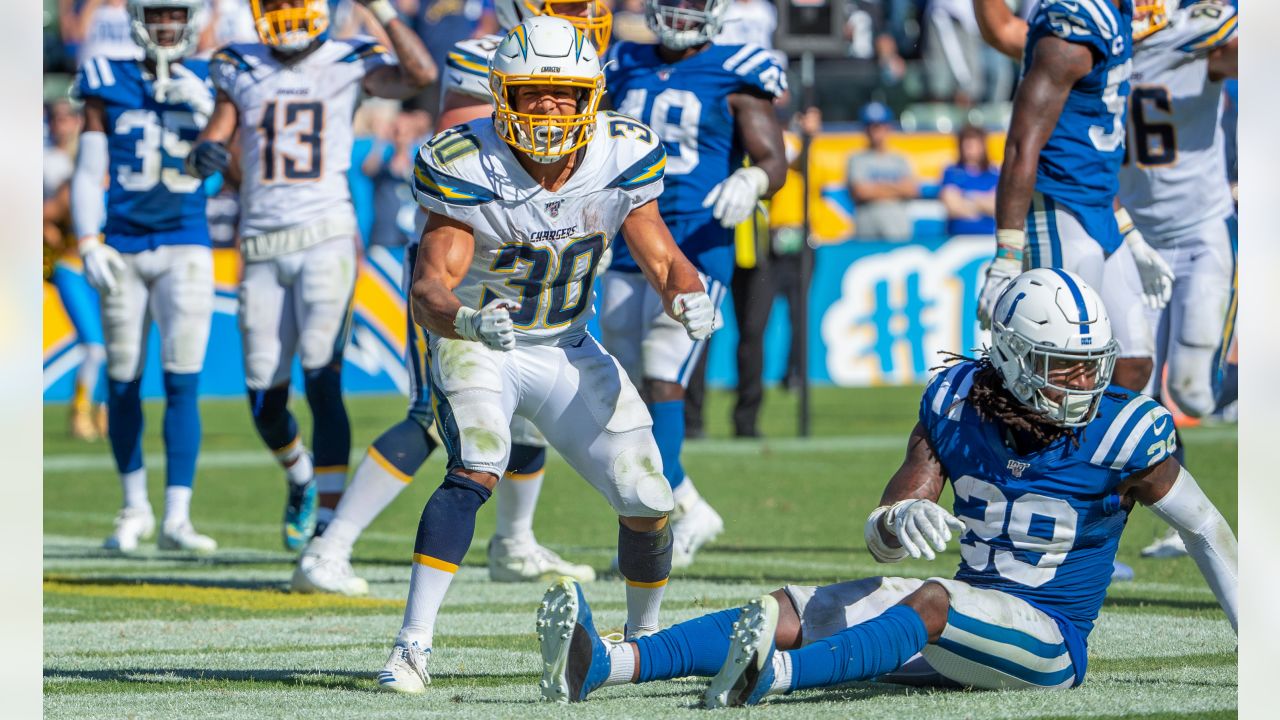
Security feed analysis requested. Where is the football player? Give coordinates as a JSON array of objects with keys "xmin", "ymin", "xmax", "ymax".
[
  {"xmin": 187, "ymin": 0, "xmax": 436, "ymax": 551},
  {"xmin": 971, "ymin": 1, "xmax": 1239, "ymax": 559},
  {"xmin": 44, "ymin": 99, "xmax": 108, "ymax": 442},
  {"xmin": 71, "ymin": 0, "xmax": 218, "ymax": 554},
  {"xmin": 975, "ymin": 0, "xmax": 1169, "ymax": 396},
  {"xmin": 291, "ymin": 0, "xmax": 608, "ymax": 597},
  {"xmin": 537, "ymin": 269, "xmax": 1237, "ymax": 705},
  {"xmin": 376, "ymin": 17, "xmax": 716, "ymax": 693},
  {"xmin": 598, "ymin": 0, "xmax": 788, "ymax": 567}
]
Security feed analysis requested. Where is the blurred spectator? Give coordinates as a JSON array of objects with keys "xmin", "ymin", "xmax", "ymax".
[
  {"xmin": 62, "ymin": 0, "xmax": 142, "ymax": 66},
  {"xmin": 922, "ymin": 0, "xmax": 983, "ymax": 105},
  {"xmin": 612, "ymin": 0, "xmax": 655, "ymax": 44},
  {"xmin": 350, "ymin": 99, "xmax": 401, "ymax": 246},
  {"xmin": 364, "ymin": 109, "xmax": 434, "ymax": 248},
  {"xmin": 717, "ymin": 0, "xmax": 777, "ymax": 49},
  {"xmin": 845, "ymin": 0, "xmax": 906, "ymax": 86},
  {"xmin": 729, "ymin": 106, "xmax": 820, "ymax": 437},
  {"xmin": 402, "ymin": 0, "xmax": 493, "ymax": 114},
  {"xmin": 939, "ymin": 124, "xmax": 997, "ymax": 237},
  {"xmin": 44, "ymin": 99, "xmax": 80, "ymax": 199},
  {"xmin": 848, "ymin": 102, "xmax": 917, "ymax": 242},
  {"xmin": 206, "ymin": 0, "xmax": 261, "ymax": 50}
]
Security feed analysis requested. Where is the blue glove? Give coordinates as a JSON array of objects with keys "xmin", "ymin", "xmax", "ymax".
[{"xmin": 186, "ymin": 140, "xmax": 230, "ymax": 179}]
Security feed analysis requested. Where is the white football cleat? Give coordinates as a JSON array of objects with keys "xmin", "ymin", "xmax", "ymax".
[
  {"xmin": 292, "ymin": 535, "xmax": 369, "ymax": 596},
  {"xmin": 103, "ymin": 506, "xmax": 155, "ymax": 553},
  {"xmin": 377, "ymin": 641, "xmax": 431, "ymax": 694},
  {"xmin": 671, "ymin": 497, "xmax": 724, "ymax": 568},
  {"xmin": 157, "ymin": 521, "xmax": 217, "ymax": 556},
  {"xmin": 1141, "ymin": 528, "xmax": 1188, "ymax": 559},
  {"xmin": 488, "ymin": 536, "xmax": 596, "ymax": 583}
]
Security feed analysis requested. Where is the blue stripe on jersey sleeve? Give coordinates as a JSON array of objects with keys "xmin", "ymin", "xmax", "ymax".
[
  {"xmin": 1179, "ymin": 10, "xmax": 1238, "ymax": 54},
  {"xmin": 412, "ymin": 157, "xmax": 494, "ymax": 207},
  {"xmin": 446, "ymin": 48, "xmax": 490, "ymax": 78},
  {"xmin": 608, "ymin": 144, "xmax": 667, "ymax": 190},
  {"xmin": 340, "ymin": 40, "xmax": 389, "ymax": 64}
]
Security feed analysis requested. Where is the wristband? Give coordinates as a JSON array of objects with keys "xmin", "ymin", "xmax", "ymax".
[
  {"xmin": 1114, "ymin": 206, "xmax": 1136, "ymax": 237},
  {"xmin": 453, "ymin": 306, "xmax": 479, "ymax": 341},
  {"xmin": 994, "ymin": 228, "xmax": 1025, "ymax": 263},
  {"xmin": 367, "ymin": 0, "xmax": 398, "ymax": 25}
]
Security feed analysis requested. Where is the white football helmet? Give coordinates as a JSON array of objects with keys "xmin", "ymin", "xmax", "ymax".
[
  {"xmin": 645, "ymin": 0, "xmax": 731, "ymax": 51},
  {"xmin": 127, "ymin": 0, "xmax": 206, "ymax": 61},
  {"xmin": 489, "ymin": 17, "xmax": 605, "ymax": 163},
  {"xmin": 989, "ymin": 269, "xmax": 1119, "ymax": 427},
  {"xmin": 494, "ymin": 0, "xmax": 613, "ymax": 53}
]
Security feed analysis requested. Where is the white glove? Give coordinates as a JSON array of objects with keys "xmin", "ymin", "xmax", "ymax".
[
  {"xmin": 1118, "ymin": 209, "xmax": 1174, "ymax": 310},
  {"xmin": 154, "ymin": 73, "xmax": 214, "ymax": 124},
  {"xmin": 671, "ymin": 291, "xmax": 716, "ymax": 341},
  {"xmin": 978, "ymin": 229, "xmax": 1026, "ymax": 330},
  {"xmin": 78, "ymin": 237, "xmax": 127, "ymax": 296},
  {"xmin": 701, "ymin": 166, "xmax": 769, "ymax": 228},
  {"xmin": 885, "ymin": 499, "xmax": 965, "ymax": 561},
  {"xmin": 454, "ymin": 298, "xmax": 520, "ymax": 351}
]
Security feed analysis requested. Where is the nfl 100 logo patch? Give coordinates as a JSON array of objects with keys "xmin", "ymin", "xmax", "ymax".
[
  {"xmin": 544, "ymin": 200, "xmax": 562, "ymax": 218},
  {"xmin": 1007, "ymin": 459, "xmax": 1030, "ymax": 477}
]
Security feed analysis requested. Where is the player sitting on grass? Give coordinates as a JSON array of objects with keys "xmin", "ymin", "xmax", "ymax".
[{"xmin": 536, "ymin": 268, "xmax": 1237, "ymax": 705}]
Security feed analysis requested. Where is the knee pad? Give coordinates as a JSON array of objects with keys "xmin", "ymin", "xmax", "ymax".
[
  {"xmin": 505, "ymin": 443, "xmax": 546, "ymax": 477},
  {"xmin": 605, "ymin": 436, "xmax": 674, "ymax": 517},
  {"xmin": 247, "ymin": 385, "xmax": 296, "ymax": 450},
  {"xmin": 617, "ymin": 521, "xmax": 673, "ymax": 585}
]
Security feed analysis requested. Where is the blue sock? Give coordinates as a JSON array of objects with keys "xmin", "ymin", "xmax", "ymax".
[
  {"xmin": 789, "ymin": 605, "xmax": 928, "ymax": 692},
  {"xmin": 107, "ymin": 378, "xmax": 144, "ymax": 474},
  {"xmin": 414, "ymin": 473, "xmax": 492, "ymax": 565},
  {"xmin": 162, "ymin": 372, "xmax": 200, "ymax": 489},
  {"xmin": 648, "ymin": 400, "xmax": 686, "ymax": 490},
  {"xmin": 636, "ymin": 608, "xmax": 739, "ymax": 681},
  {"xmin": 304, "ymin": 364, "xmax": 351, "ymax": 472}
]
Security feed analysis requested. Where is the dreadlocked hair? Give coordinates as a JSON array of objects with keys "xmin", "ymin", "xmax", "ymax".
[{"xmin": 933, "ymin": 352, "xmax": 1077, "ymax": 449}]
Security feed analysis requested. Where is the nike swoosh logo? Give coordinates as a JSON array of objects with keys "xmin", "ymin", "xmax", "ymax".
[{"xmin": 1153, "ymin": 418, "xmax": 1168, "ymax": 434}]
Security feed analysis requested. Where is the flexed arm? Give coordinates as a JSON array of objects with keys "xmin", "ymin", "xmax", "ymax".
[
  {"xmin": 620, "ymin": 200, "xmax": 716, "ymax": 340},
  {"xmin": 359, "ymin": 0, "xmax": 438, "ymax": 98},
  {"xmin": 865, "ymin": 423, "xmax": 964, "ymax": 563}
]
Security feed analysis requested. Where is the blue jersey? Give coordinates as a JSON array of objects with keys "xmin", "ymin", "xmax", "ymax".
[
  {"xmin": 75, "ymin": 56, "xmax": 211, "ymax": 252},
  {"xmin": 921, "ymin": 360, "xmax": 1176, "ymax": 683},
  {"xmin": 1025, "ymin": 0, "xmax": 1134, "ymax": 252},
  {"xmin": 604, "ymin": 42, "xmax": 786, "ymax": 283}
]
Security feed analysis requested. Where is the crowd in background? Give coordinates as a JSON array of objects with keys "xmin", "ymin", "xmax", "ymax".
[{"xmin": 40, "ymin": 1, "xmax": 1241, "ymax": 438}]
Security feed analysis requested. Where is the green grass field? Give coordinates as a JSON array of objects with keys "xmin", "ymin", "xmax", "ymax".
[{"xmin": 43, "ymin": 386, "xmax": 1238, "ymax": 718}]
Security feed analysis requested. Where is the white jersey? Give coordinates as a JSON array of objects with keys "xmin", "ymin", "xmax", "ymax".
[
  {"xmin": 413, "ymin": 112, "xmax": 666, "ymax": 343},
  {"xmin": 443, "ymin": 34, "xmax": 502, "ymax": 102},
  {"xmin": 1118, "ymin": 1, "xmax": 1237, "ymax": 241},
  {"xmin": 210, "ymin": 38, "xmax": 395, "ymax": 239}
]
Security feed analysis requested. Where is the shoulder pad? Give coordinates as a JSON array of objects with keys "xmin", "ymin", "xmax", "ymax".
[
  {"xmin": 210, "ymin": 44, "xmax": 258, "ymax": 92},
  {"xmin": 600, "ymin": 112, "xmax": 666, "ymax": 190},
  {"xmin": 1087, "ymin": 393, "xmax": 1175, "ymax": 474},
  {"xmin": 921, "ymin": 361, "xmax": 980, "ymax": 424},
  {"xmin": 445, "ymin": 37, "xmax": 497, "ymax": 93},
  {"xmin": 413, "ymin": 126, "xmax": 495, "ymax": 207},
  {"xmin": 719, "ymin": 44, "xmax": 788, "ymax": 98},
  {"xmin": 1036, "ymin": 0, "xmax": 1122, "ymax": 57},
  {"xmin": 1175, "ymin": 2, "xmax": 1238, "ymax": 54},
  {"xmin": 75, "ymin": 56, "xmax": 124, "ymax": 99}
]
